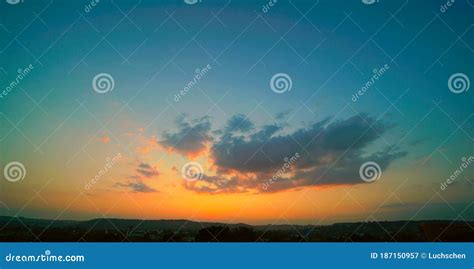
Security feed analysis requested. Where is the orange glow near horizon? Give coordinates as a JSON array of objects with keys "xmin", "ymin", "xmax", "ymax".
[{"xmin": 2, "ymin": 130, "xmax": 451, "ymax": 226}]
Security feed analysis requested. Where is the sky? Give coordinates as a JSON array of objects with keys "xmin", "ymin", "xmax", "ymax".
[{"xmin": 0, "ymin": 0, "xmax": 473, "ymax": 225}]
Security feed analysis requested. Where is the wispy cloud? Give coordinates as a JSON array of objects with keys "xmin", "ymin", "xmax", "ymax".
[
  {"xmin": 115, "ymin": 181, "xmax": 158, "ymax": 193},
  {"xmin": 136, "ymin": 163, "xmax": 160, "ymax": 178}
]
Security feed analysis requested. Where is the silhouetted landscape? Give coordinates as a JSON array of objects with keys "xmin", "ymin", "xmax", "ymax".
[{"xmin": 0, "ymin": 216, "xmax": 472, "ymax": 242}]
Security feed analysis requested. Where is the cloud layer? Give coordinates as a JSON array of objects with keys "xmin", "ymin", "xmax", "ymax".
[
  {"xmin": 136, "ymin": 163, "xmax": 160, "ymax": 178},
  {"xmin": 115, "ymin": 162, "xmax": 160, "ymax": 193},
  {"xmin": 116, "ymin": 181, "xmax": 158, "ymax": 193},
  {"xmin": 160, "ymin": 114, "xmax": 406, "ymax": 194},
  {"xmin": 159, "ymin": 115, "xmax": 212, "ymax": 157}
]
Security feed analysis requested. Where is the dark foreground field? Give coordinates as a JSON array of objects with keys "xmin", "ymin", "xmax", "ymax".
[{"xmin": 0, "ymin": 216, "xmax": 472, "ymax": 242}]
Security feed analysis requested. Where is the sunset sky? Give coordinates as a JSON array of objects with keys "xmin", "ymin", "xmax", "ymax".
[{"xmin": 0, "ymin": 0, "xmax": 473, "ymax": 225}]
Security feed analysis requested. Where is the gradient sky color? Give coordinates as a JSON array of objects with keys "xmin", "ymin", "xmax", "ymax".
[{"xmin": 0, "ymin": 0, "xmax": 473, "ymax": 224}]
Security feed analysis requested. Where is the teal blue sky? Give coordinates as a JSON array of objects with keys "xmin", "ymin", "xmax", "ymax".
[{"xmin": 0, "ymin": 0, "xmax": 472, "ymax": 223}]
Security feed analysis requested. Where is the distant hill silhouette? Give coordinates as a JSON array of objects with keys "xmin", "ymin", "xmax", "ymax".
[{"xmin": 0, "ymin": 216, "xmax": 472, "ymax": 242}]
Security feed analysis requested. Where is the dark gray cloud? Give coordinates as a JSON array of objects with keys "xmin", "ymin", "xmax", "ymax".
[
  {"xmin": 267, "ymin": 149, "xmax": 406, "ymax": 192},
  {"xmin": 116, "ymin": 162, "xmax": 160, "ymax": 193},
  {"xmin": 116, "ymin": 181, "xmax": 158, "ymax": 193},
  {"xmin": 136, "ymin": 163, "xmax": 159, "ymax": 178},
  {"xmin": 211, "ymin": 115, "xmax": 389, "ymax": 174},
  {"xmin": 165, "ymin": 114, "xmax": 407, "ymax": 194},
  {"xmin": 224, "ymin": 114, "xmax": 254, "ymax": 133},
  {"xmin": 159, "ymin": 115, "xmax": 212, "ymax": 156}
]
